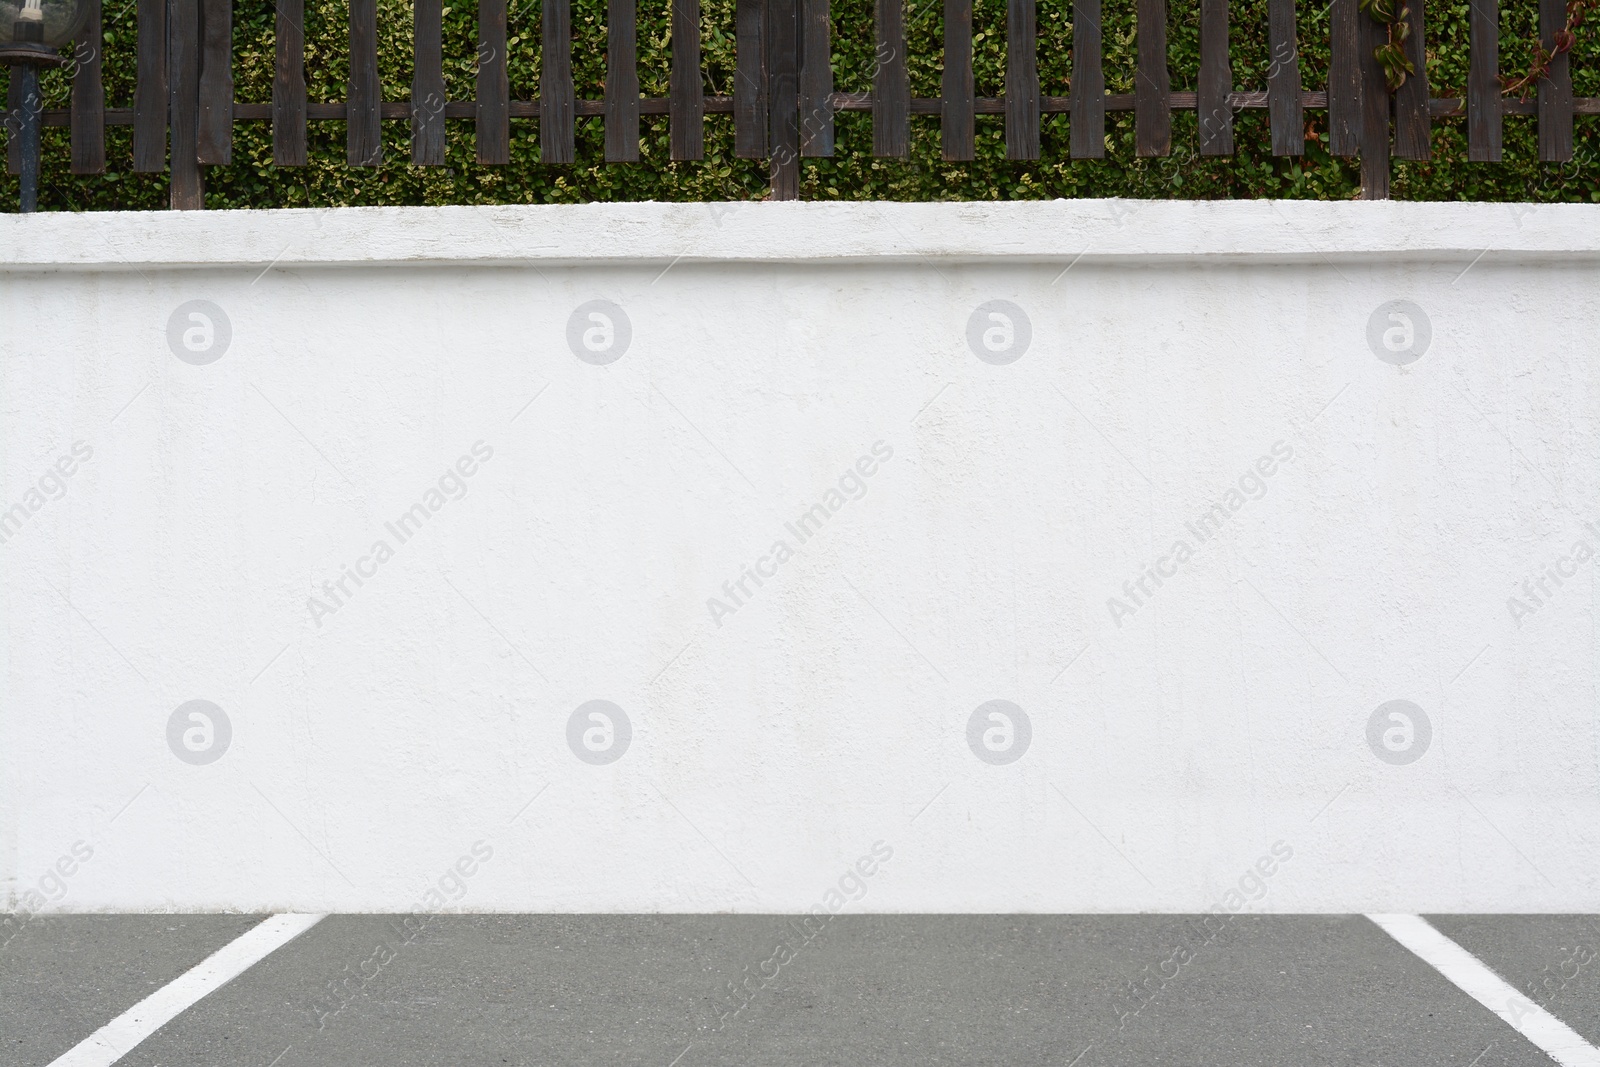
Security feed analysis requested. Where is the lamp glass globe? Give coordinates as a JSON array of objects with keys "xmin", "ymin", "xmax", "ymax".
[{"xmin": 2, "ymin": 0, "xmax": 88, "ymax": 50}]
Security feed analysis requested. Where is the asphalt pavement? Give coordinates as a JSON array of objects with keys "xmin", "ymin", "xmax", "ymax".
[{"xmin": 3, "ymin": 914, "xmax": 1594, "ymax": 1067}]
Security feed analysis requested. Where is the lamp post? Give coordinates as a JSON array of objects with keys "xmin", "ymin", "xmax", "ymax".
[{"xmin": 2, "ymin": 0, "xmax": 88, "ymax": 211}]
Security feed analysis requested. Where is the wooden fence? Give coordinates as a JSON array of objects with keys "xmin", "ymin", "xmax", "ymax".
[{"xmin": 4, "ymin": 0, "xmax": 1594, "ymax": 206}]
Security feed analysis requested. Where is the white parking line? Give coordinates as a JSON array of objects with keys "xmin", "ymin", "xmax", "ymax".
[
  {"xmin": 1367, "ymin": 914, "xmax": 1600, "ymax": 1067},
  {"xmin": 46, "ymin": 913, "xmax": 327, "ymax": 1067}
]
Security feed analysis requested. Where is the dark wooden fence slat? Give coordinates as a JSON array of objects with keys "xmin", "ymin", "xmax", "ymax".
[
  {"xmin": 1069, "ymin": 0, "xmax": 1104, "ymax": 156},
  {"xmin": 769, "ymin": 0, "xmax": 799, "ymax": 194},
  {"xmin": 133, "ymin": 0, "xmax": 167, "ymax": 171},
  {"xmin": 1538, "ymin": 0, "xmax": 1573, "ymax": 160},
  {"xmin": 347, "ymin": 0, "xmax": 381, "ymax": 164},
  {"xmin": 169, "ymin": 0, "xmax": 203, "ymax": 207},
  {"xmin": 1327, "ymin": 0, "xmax": 1360, "ymax": 156},
  {"xmin": 734, "ymin": 0, "xmax": 766, "ymax": 156},
  {"xmin": 1393, "ymin": 0, "xmax": 1429, "ymax": 159},
  {"xmin": 271, "ymin": 0, "xmax": 305, "ymax": 164},
  {"xmin": 477, "ymin": 0, "xmax": 510, "ymax": 162},
  {"xmin": 412, "ymin": 0, "xmax": 447, "ymax": 164},
  {"xmin": 942, "ymin": 0, "xmax": 973, "ymax": 160},
  {"xmin": 196, "ymin": 0, "xmax": 231, "ymax": 162},
  {"xmin": 1467, "ymin": 0, "xmax": 1500, "ymax": 160},
  {"xmin": 873, "ymin": 0, "xmax": 908, "ymax": 155},
  {"xmin": 540, "ymin": 0, "xmax": 575, "ymax": 163},
  {"xmin": 1134, "ymin": 0, "xmax": 1168, "ymax": 155},
  {"xmin": 605, "ymin": 0, "xmax": 640, "ymax": 160},
  {"xmin": 1265, "ymin": 0, "xmax": 1300, "ymax": 154},
  {"xmin": 799, "ymin": 0, "xmax": 832, "ymax": 155},
  {"xmin": 1005, "ymin": 0, "xmax": 1038, "ymax": 159},
  {"xmin": 1358, "ymin": 0, "xmax": 1389, "ymax": 197},
  {"xmin": 71, "ymin": 0, "xmax": 106, "ymax": 173},
  {"xmin": 670, "ymin": 0, "xmax": 704, "ymax": 159},
  {"xmin": 1197, "ymin": 0, "xmax": 1231, "ymax": 154}
]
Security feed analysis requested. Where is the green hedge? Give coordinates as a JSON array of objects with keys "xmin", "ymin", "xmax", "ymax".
[{"xmin": 5, "ymin": 0, "xmax": 1599, "ymax": 209}]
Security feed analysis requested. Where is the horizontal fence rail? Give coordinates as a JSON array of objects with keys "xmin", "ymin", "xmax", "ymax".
[{"xmin": 2, "ymin": 0, "xmax": 1596, "ymax": 206}]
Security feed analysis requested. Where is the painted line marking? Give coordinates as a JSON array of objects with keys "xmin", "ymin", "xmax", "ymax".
[
  {"xmin": 46, "ymin": 913, "xmax": 327, "ymax": 1067},
  {"xmin": 1367, "ymin": 914, "xmax": 1600, "ymax": 1067}
]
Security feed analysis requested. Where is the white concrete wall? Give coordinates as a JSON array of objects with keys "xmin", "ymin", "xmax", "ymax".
[{"xmin": 1, "ymin": 200, "xmax": 1597, "ymax": 915}]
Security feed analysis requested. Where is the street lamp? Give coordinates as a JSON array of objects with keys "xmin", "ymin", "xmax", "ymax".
[{"xmin": 2, "ymin": 0, "xmax": 88, "ymax": 211}]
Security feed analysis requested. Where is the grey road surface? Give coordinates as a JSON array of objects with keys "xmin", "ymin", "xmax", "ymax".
[{"xmin": 3, "ymin": 915, "xmax": 1593, "ymax": 1067}]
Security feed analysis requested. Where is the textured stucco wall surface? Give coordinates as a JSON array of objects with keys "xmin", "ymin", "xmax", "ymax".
[{"xmin": 1, "ymin": 200, "xmax": 1596, "ymax": 913}]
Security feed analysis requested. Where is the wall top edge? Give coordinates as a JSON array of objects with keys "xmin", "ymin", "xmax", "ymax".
[{"xmin": 0, "ymin": 199, "xmax": 1592, "ymax": 270}]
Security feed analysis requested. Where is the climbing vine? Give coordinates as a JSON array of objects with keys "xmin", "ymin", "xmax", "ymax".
[
  {"xmin": 1502, "ymin": 0, "xmax": 1597, "ymax": 96},
  {"xmin": 1360, "ymin": 0, "xmax": 1417, "ymax": 92}
]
